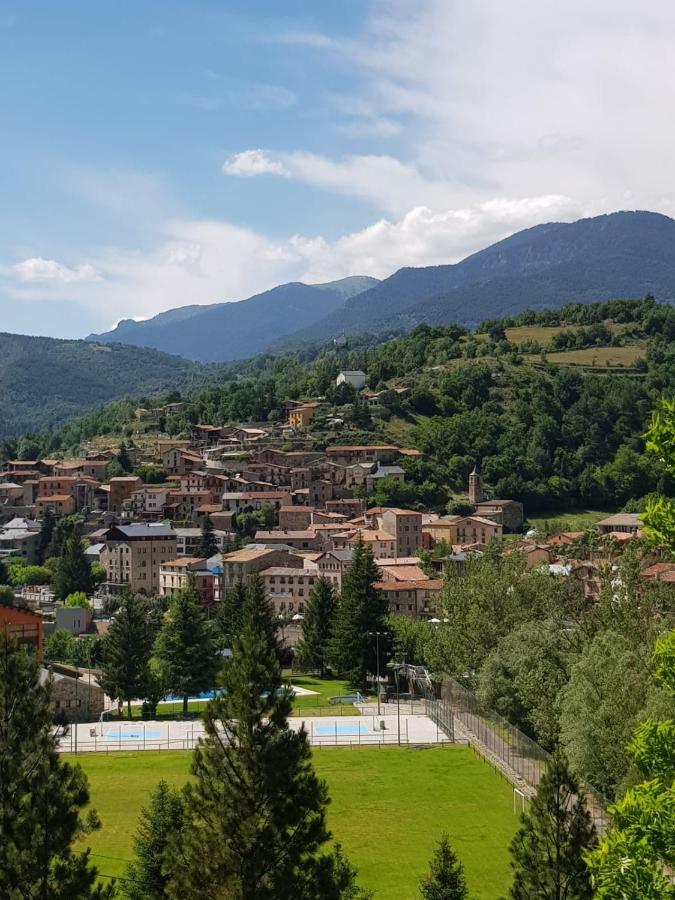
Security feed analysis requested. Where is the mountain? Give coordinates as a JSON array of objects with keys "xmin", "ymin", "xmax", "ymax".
[
  {"xmin": 278, "ymin": 211, "xmax": 675, "ymax": 347},
  {"xmin": 88, "ymin": 276, "xmax": 379, "ymax": 363},
  {"xmin": 0, "ymin": 333, "xmax": 201, "ymax": 438}
]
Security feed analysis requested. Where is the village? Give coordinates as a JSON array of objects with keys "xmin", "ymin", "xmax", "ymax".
[{"xmin": 1, "ymin": 367, "xmax": 671, "ymax": 721}]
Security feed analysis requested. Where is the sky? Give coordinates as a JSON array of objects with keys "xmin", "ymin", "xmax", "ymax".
[{"xmin": 3, "ymin": 1, "xmax": 675, "ymax": 338}]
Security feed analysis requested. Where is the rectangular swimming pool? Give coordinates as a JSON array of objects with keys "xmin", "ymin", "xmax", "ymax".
[
  {"xmin": 103, "ymin": 728, "xmax": 162, "ymax": 741},
  {"xmin": 313, "ymin": 724, "xmax": 371, "ymax": 736}
]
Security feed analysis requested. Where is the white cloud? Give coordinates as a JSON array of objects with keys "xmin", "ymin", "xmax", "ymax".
[
  {"xmin": 12, "ymin": 257, "xmax": 102, "ymax": 284},
  {"xmin": 222, "ymin": 149, "xmax": 290, "ymax": 178},
  {"xmin": 3, "ymin": 193, "xmax": 585, "ymax": 327}
]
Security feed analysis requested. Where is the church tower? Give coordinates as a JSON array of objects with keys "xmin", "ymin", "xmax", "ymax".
[{"xmin": 468, "ymin": 463, "xmax": 482, "ymax": 506}]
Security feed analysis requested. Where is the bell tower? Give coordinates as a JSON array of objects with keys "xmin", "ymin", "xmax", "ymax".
[{"xmin": 468, "ymin": 463, "xmax": 482, "ymax": 506}]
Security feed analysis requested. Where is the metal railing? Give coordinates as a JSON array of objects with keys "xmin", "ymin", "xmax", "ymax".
[{"xmin": 442, "ymin": 676, "xmax": 610, "ymax": 834}]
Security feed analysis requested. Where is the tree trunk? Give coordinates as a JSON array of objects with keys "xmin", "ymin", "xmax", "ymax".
[
  {"xmin": 183, "ymin": 694, "xmax": 189, "ymax": 717},
  {"xmin": 127, "ymin": 698, "xmax": 132, "ymax": 720}
]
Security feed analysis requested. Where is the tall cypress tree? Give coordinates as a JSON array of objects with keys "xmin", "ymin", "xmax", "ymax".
[
  {"xmin": 154, "ymin": 586, "xmax": 219, "ymax": 716},
  {"xmin": 100, "ymin": 591, "xmax": 153, "ymax": 719},
  {"xmin": 419, "ymin": 835, "xmax": 468, "ymax": 900},
  {"xmin": 297, "ymin": 576, "xmax": 337, "ymax": 677},
  {"xmin": 328, "ymin": 539, "xmax": 387, "ymax": 689},
  {"xmin": 168, "ymin": 574, "xmax": 365, "ymax": 899},
  {"xmin": 509, "ymin": 750, "xmax": 597, "ymax": 899},
  {"xmin": 118, "ymin": 442, "xmax": 132, "ymax": 473},
  {"xmin": 53, "ymin": 534, "xmax": 94, "ymax": 602},
  {"xmin": 124, "ymin": 780, "xmax": 184, "ymax": 900},
  {"xmin": 0, "ymin": 631, "xmax": 112, "ymax": 898},
  {"xmin": 198, "ymin": 516, "xmax": 218, "ymax": 559}
]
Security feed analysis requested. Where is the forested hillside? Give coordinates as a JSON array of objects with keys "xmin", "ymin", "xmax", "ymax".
[
  {"xmin": 17, "ymin": 297, "xmax": 675, "ymax": 518},
  {"xmin": 0, "ymin": 333, "xmax": 204, "ymax": 438}
]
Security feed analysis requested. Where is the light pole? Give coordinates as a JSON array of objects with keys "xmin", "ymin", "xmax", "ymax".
[{"xmin": 367, "ymin": 631, "xmax": 386, "ymax": 715}]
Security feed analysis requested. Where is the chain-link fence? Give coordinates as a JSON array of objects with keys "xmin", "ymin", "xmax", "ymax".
[{"xmin": 442, "ymin": 676, "xmax": 610, "ymax": 834}]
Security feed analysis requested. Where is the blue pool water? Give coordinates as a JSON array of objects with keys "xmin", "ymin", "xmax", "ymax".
[
  {"xmin": 161, "ymin": 689, "xmax": 223, "ymax": 702},
  {"xmin": 104, "ymin": 728, "xmax": 162, "ymax": 740},
  {"xmin": 314, "ymin": 724, "xmax": 370, "ymax": 736}
]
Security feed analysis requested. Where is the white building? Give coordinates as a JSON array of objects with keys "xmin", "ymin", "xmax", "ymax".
[{"xmin": 336, "ymin": 370, "xmax": 367, "ymax": 389}]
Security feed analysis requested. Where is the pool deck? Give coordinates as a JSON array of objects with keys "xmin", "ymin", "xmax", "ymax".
[{"xmin": 58, "ymin": 713, "xmax": 450, "ymax": 753}]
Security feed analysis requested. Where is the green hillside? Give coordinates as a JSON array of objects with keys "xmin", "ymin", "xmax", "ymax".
[{"xmin": 0, "ymin": 333, "xmax": 204, "ymax": 439}]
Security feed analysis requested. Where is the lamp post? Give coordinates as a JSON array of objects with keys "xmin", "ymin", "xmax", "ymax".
[{"xmin": 367, "ymin": 631, "xmax": 386, "ymax": 715}]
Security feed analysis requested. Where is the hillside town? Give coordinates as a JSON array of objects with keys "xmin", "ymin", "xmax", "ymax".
[{"xmin": 2, "ymin": 369, "xmax": 671, "ymax": 678}]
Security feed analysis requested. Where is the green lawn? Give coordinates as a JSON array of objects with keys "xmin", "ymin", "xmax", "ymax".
[
  {"xmin": 76, "ymin": 747, "xmax": 517, "ymax": 899},
  {"xmin": 526, "ymin": 508, "xmax": 612, "ymax": 532}
]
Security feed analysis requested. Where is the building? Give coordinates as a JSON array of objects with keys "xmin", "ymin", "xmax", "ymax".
[
  {"xmin": 0, "ymin": 519, "xmax": 41, "ymax": 564},
  {"xmin": 372, "ymin": 580, "xmax": 443, "ymax": 618},
  {"xmin": 380, "ymin": 509, "xmax": 423, "ymax": 557},
  {"xmin": 331, "ymin": 529, "xmax": 397, "ymax": 558},
  {"xmin": 314, "ymin": 549, "xmax": 353, "ymax": 590},
  {"xmin": 423, "ymin": 515, "xmax": 502, "ymax": 548},
  {"xmin": 259, "ymin": 566, "xmax": 319, "ymax": 614},
  {"xmin": 159, "ymin": 557, "xmax": 216, "ymax": 605},
  {"xmin": 253, "ymin": 530, "xmax": 322, "ymax": 551},
  {"xmin": 175, "ymin": 527, "xmax": 230, "ymax": 557},
  {"xmin": 288, "ymin": 403, "xmax": 320, "ymax": 429},
  {"xmin": 218, "ymin": 547, "xmax": 305, "ymax": 590},
  {"xmin": 325, "ymin": 445, "xmax": 401, "ymax": 466},
  {"xmin": 596, "ymin": 513, "xmax": 643, "ymax": 535},
  {"xmin": 54, "ymin": 606, "xmax": 93, "ymax": 636},
  {"xmin": 100, "ymin": 523, "xmax": 177, "ymax": 595},
  {"xmin": 108, "ymin": 476, "xmax": 143, "ymax": 515},
  {"xmin": 0, "ymin": 604, "xmax": 43, "ymax": 657},
  {"xmin": 468, "ymin": 464, "xmax": 482, "ymax": 505},
  {"xmin": 40, "ymin": 665, "xmax": 105, "ymax": 723},
  {"xmin": 336, "ymin": 370, "xmax": 367, "ymax": 389},
  {"xmin": 35, "ymin": 494, "xmax": 76, "ymax": 518},
  {"xmin": 474, "ymin": 499, "xmax": 524, "ymax": 532}
]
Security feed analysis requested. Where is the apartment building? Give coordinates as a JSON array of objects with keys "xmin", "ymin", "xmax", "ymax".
[{"xmin": 100, "ymin": 522, "xmax": 177, "ymax": 595}]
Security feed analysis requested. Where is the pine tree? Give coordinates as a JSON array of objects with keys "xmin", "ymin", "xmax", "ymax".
[
  {"xmin": 297, "ymin": 576, "xmax": 337, "ymax": 677},
  {"xmin": 419, "ymin": 835, "xmax": 468, "ymax": 900},
  {"xmin": 329, "ymin": 538, "xmax": 388, "ymax": 689},
  {"xmin": 509, "ymin": 750, "xmax": 597, "ymax": 900},
  {"xmin": 100, "ymin": 590, "xmax": 153, "ymax": 719},
  {"xmin": 39, "ymin": 506, "xmax": 56, "ymax": 563},
  {"xmin": 0, "ymin": 631, "xmax": 112, "ymax": 898},
  {"xmin": 216, "ymin": 580, "xmax": 246, "ymax": 650},
  {"xmin": 167, "ymin": 574, "xmax": 365, "ymax": 899},
  {"xmin": 198, "ymin": 516, "xmax": 218, "ymax": 559},
  {"xmin": 154, "ymin": 586, "xmax": 218, "ymax": 716},
  {"xmin": 124, "ymin": 780, "xmax": 184, "ymax": 900},
  {"xmin": 118, "ymin": 441, "xmax": 132, "ymax": 473},
  {"xmin": 53, "ymin": 534, "xmax": 94, "ymax": 602}
]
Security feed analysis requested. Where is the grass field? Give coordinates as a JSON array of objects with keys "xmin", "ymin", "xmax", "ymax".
[
  {"xmin": 540, "ymin": 342, "xmax": 647, "ymax": 368},
  {"xmin": 76, "ymin": 747, "xmax": 518, "ymax": 899},
  {"xmin": 526, "ymin": 508, "xmax": 612, "ymax": 532}
]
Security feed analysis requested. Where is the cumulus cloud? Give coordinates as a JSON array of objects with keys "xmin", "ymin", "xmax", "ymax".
[
  {"xmin": 222, "ymin": 149, "xmax": 290, "ymax": 178},
  {"xmin": 12, "ymin": 257, "xmax": 102, "ymax": 284},
  {"xmin": 3, "ymin": 193, "xmax": 584, "ymax": 327}
]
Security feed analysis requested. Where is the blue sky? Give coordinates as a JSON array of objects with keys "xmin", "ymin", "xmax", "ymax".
[{"xmin": 2, "ymin": 1, "xmax": 675, "ymax": 337}]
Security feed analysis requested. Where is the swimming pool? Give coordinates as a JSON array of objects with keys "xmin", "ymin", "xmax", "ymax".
[
  {"xmin": 103, "ymin": 728, "xmax": 162, "ymax": 740},
  {"xmin": 161, "ymin": 689, "xmax": 223, "ymax": 702},
  {"xmin": 313, "ymin": 724, "xmax": 371, "ymax": 736}
]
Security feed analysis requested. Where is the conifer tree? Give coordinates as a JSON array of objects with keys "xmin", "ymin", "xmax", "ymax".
[
  {"xmin": 124, "ymin": 780, "xmax": 184, "ymax": 900},
  {"xmin": 0, "ymin": 631, "xmax": 112, "ymax": 898},
  {"xmin": 329, "ymin": 538, "xmax": 387, "ymax": 689},
  {"xmin": 168, "ymin": 574, "xmax": 365, "ymax": 899},
  {"xmin": 297, "ymin": 576, "xmax": 337, "ymax": 677},
  {"xmin": 419, "ymin": 835, "xmax": 468, "ymax": 900},
  {"xmin": 100, "ymin": 591, "xmax": 153, "ymax": 719},
  {"xmin": 118, "ymin": 441, "xmax": 132, "ymax": 473},
  {"xmin": 198, "ymin": 515, "xmax": 218, "ymax": 559},
  {"xmin": 216, "ymin": 580, "xmax": 246, "ymax": 650},
  {"xmin": 154, "ymin": 585, "xmax": 218, "ymax": 716},
  {"xmin": 39, "ymin": 506, "xmax": 56, "ymax": 563},
  {"xmin": 509, "ymin": 750, "xmax": 597, "ymax": 900},
  {"xmin": 53, "ymin": 533, "xmax": 95, "ymax": 602}
]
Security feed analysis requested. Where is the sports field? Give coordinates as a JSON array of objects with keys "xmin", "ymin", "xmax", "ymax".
[{"xmin": 76, "ymin": 746, "xmax": 518, "ymax": 899}]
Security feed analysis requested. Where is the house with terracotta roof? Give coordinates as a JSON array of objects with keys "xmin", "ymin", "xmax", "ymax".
[
  {"xmin": 0, "ymin": 603, "xmax": 43, "ymax": 658},
  {"xmin": 372, "ymin": 579, "xmax": 443, "ymax": 618}
]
